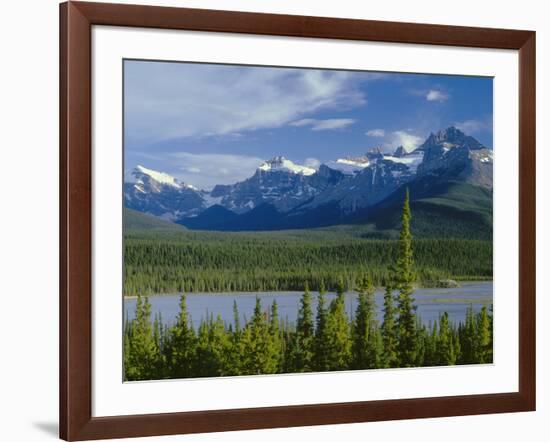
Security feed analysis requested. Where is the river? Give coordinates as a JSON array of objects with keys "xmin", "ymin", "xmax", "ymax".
[{"xmin": 124, "ymin": 281, "xmax": 492, "ymax": 329}]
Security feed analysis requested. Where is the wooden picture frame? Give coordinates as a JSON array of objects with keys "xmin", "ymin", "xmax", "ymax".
[{"xmin": 59, "ymin": 1, "xmax": 536, "ymax": 440}]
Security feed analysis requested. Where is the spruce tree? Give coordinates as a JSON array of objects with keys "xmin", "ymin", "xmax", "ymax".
[
  {"xmin": 476, "ymin": 306, "xmax": 492, "ymax": 363},
  {"xmin": 368, "ymin": 327, "xmax": 384, "ymax": 369},
  {"xmin": 238, "ymin": 325, "xmax": 254, "ymax": 375},
  {"xmin": 194, "ymin": 318, "xmax": 212, "ymax": 376},
  {"xmin": 269, "ymin": 300, "xmax": 283, "ymax": 372},
  {"xmin": 436, "ymin": 312, "xmax": 456, "ymax": 366},
  {"xmin": 365, "ymin": 277, "xmax": 383, "ymax": 368},
  {"xmin": 125, "ymin": 295, "xmax": 159, "ymax": 380},
  {"xmin": 381, "ymin": 284, "xmax": 398, "ymax": 368},
  {"xmin": 226, "ymin": 300, "xmax": 243, "ymax": 375},
  {"xmin": 289, "ymin": 283, "xmax": 315, "ymax": 372},
  {"xmin": 153, "ymin": 314, "xmax": 161, "ymax": 349},
  {"xmin": 152, "ymin": 313, "xmax": 166, "ymax": 376},
  {"xmin": 166, "ymin": 294, "xmax": 196, "ymax": 379},
  {"xmin": 314, "ymin": 281, "xmax": 331, "ymax": 371},
  {"xmin": 452, "ymin": 329, "xmax": 461, "ymax": 365},
  {"xmin": 325, "ymin": 279, "xmax": 352, "ymax": 370},
  {"xmin": 395, "ymin": 189, "xmax": 419, "ymax": 367},
  {"xmin": 352, "ymin": 275, "xmax": 379, "ymax": 369},
  {"xmin": 414, "ymin": 318, "xmax": 427, "ymax": 366},
  {"xmin": 233, "ymin": 300, "xmax": 241, "ymax": 334},
  {"xmin": 241, "ymin": 297, "xmax": 278, "ymax": 374},
  {"xmin": 423, "ymin": 321, "xmax": 438, "ymax": 366},
  {"xmin": 123, "ymin": 318, "xmax": 133, "ymax": 380},
  {"xmin": 459, "ymin": 305, "xmax": 477, "ymax": 364},
  {"xmin": 194, "ymin": 314, "xmax": 231, "ymax": 377}
]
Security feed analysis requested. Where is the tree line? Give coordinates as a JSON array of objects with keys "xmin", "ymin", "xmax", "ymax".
[
  {"xmin": 124, "ymin": 191, "xmax": 493, "ymax": 380},
  {"xmin": 124, "ymin": 235, "xmax": 492, "ymax": 295}
]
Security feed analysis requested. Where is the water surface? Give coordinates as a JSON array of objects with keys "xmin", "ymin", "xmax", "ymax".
[{"xmin": 124, "ymin": 281, "xmax": 492, "ymax": 329}]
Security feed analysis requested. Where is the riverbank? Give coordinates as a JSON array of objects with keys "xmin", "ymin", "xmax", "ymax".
[{"xmin": 123, "ymin": 278, "xmax": 493, "ymax": 299}]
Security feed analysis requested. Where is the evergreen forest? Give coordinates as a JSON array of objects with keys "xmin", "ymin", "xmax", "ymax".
[
  {"xmin": 124, "ymin": 231, "xmax": 492, "ymax": 295},
  {"xmin": 124, "ymin": 191, "xmax": 493, "ymax": 380}
]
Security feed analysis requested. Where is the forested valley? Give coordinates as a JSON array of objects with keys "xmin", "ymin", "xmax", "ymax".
[
  {"xmin": 124, "ymin": 233, "xmax": 492, "ymax": 295},
  {"xmin": 124, "ymin": 191, "xmax": 493, "ymax": 380}
]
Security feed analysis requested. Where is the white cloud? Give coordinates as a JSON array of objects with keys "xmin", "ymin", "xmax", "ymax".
[
  {"xmin": 455, "ymin": 119, "xmax": 491, "ymax": 134},
  {"xmin": 384, "ymin": 130, "xmax": 424, "ymax": 152},
  {"xmin": 291, "ymin": 118, "xmax": 356, "ymax": 131},
  {"xmin": 426, "ymin": 89, "xmax": 449, "ymax": 102},
  {"xmin": 304, "ymin": 157, "xmax": 321, "ymax": 169},
  {"xmin": 366, "ymin": 128, "xmax": 385, "ymax": 137},
  {"xmin": 290, "ymin": 119, "xmax": 315, "ymax": 127},
  {"xmin": 126, "ymin": 61, "xmax": 369, "ymax": 143}
]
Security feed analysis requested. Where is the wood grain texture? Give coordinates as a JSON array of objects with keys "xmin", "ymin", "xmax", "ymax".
[
  {"xmin": 59, "ymin": 2, "xmax": 92, "ymax": 440},
  {"xmin": 518, "ymin": 34, "xmax": 536, "ymax": 409},
  {"xmin": 74, "ymin": 1, "xmax": 531, "ymax": 49},
  {"xmin": 59, "ymin": 1, "xmax": 536, "ymax": 440},
  {"xmin": 74, "ymin": 392, "xmax": 529, "ymax": 440},
  {"xmin": 59, "ymin": 4, "xmax": 68, "ymax": 438}
]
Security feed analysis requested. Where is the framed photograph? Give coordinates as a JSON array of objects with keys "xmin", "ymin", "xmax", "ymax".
[{"xmin": 60, "ymin": 1, "xmax": 536, "ymax": 440}]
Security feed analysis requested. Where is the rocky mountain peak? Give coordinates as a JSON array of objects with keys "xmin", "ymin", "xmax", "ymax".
[
  {"xmin": 133, "ymin": 165, "xmax": 180, "ymax": 188},
  {"xmin": 416, "ymin": 128, "xmax": 492, "ymax": 186},
  {"xmin": 125, "ymin": 166, "xmax": 204, "ymax": 220},
  {"xmin": 132, "ymin": 165, "xmax": 198, "ymax": 191},
  {"xmin": 125, "ymin": 127, "xmax": 493, "ymax": 228},
  {"xmin": 366, "ymin": 146, "xmax": 384, "ymax": 160},
  {"xmin": 420, "ymin": 126, "xmax": 485, "ymax": 152},
  {"xmin": 393, "ymin": 146, "xmax": 407, "ymax": 157}
]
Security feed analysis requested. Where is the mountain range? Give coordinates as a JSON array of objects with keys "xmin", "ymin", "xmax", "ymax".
[{"xmin": 124, "ymin": 127, "xmax": 493, "ymax": 238}]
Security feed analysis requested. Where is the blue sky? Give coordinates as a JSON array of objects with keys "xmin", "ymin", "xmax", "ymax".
[{"xmin": 124, "ymin": 59, "xmax": 493, "ymax": 190}]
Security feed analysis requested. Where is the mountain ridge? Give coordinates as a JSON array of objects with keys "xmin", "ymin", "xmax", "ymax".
[{"xmin": 124, "ymin": 127, "xmax": 493, "ymax": 236}]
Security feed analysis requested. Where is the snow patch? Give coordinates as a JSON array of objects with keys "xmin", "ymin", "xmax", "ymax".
[
  {"xmin": 182, "ymin": 183, "xmax": 199, "ymax": 191},
  {"xmin": 133, "ymin": 184, "xmax": 146, "ymax": 194},
  {"xmin": 201, "ymin": 193, "xmax": 224, "ymax": 208},
  {"xmin": 258, "ymin": 156, "xmax": 316, "ymax": 176},
  {"xmin": 325, "ymin": 157, "xmax": 370, "ymax": 175},
  {"xmin": 135, "ymin": 165, "xmax": 180, "ymax": 187},
  {"xmin": 382, "ymin": 151, "xmax": 424, "ymax": 172},
  {"xmin": 336, "ymin": 157, "xmax": 370, "ymax": 168},
  {"xmin": 133, "ymin": 165, "xmax": 201, "ymax": 191}
]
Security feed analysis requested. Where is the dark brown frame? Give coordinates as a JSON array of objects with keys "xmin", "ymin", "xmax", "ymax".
[{"xmin": 60, "ymin": 1, "xmax": 536, "ymax": 440}]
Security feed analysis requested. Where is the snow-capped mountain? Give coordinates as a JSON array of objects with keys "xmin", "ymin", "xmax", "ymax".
[
  {"xmin": 297, "ymin": 148, "xmax": 424, "ymax": 214},
  {"xmin": 209, "ymin": 157, "xmax": 345, "ymax": 213},
  {"xmin": 124, "ymin": 127, "xmax": 493, "ymax": 230},
  {"xmin": 416, "ymin": 127, "xmax": 493, "ymax": 187},
  {"xmin": 124, "ymin": 165, "xmax": 205, "ymax": 220},
  {"xmin": 132, "ymin": 165, "xmax": 198, "ymax": 191}
]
